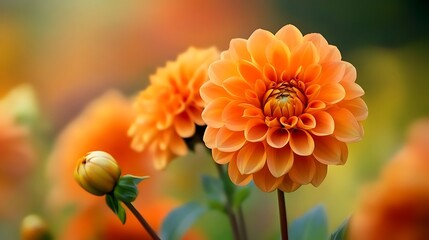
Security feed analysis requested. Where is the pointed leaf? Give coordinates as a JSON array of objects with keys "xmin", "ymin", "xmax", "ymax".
[
  {"xmin": 202, "ymin": 175, "xmax": 227, "ymax": 204},
  {"xmin": 290, "ymin": 205, "xmax": 328, "ymax": 240},
  {"xmin": 330, "ymin": 218, "xmax": 350, "ymax": 240},
  {"xmin": 161, "ymin": 202, "xmax": 208, "ymax": 240},
  {"xmin": 106, "ymin": 194, "xmax": 127, "ymax": 224},
  {"xmin": 117, "ymin": 202, "xmax": 127, "ymax": 224},
  {"xmin": 232, "ymin": 186, "xmax": 251, "ymax": 209}
]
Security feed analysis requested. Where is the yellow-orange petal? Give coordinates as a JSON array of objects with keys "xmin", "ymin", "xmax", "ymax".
[
  {"xmin": 297, "ymin": 113, "xmax": 316, "ymax": 130},
  {"xmin": 212, "ymin": 148, "xmax": 236, "ymax": 165},
  {"xmin": 266, "ymin": 127, "xmax": 290, "ymax": 148},
  {"xmin": 342, "ymin": 62, "xmax": 357, "ymax": 83},
  {"xmin": 237, "ymin": 60, "xmax": 263, "ymax": 85},
  {"xmin": 202, "ymin": 97, "xmax": 229, "ymax": 128},
  {"xmin": 236, "ymin": 142, "xmax": 266, "ymax": 174},
  {"xmin": 229, "ymin": 38, "xmax": 252, "ymax": 61},
  {"xmin": 228, "ymin": 158, "xmax": 252, "ymax": 186},
  {"xmin": 342, "ymin": 81, "xmax": 365, "ymax": 101},
  {"xmin": 200, "ymin": 81, "xmax": 229, "ymax": 103},
  {"xmin": 289, "ymin": 130, "xmax": 315, "ymax": 156},
  {"xmin": 338, "ymin": 98, "xmax": 368, "ymax": 121},
  {"xmin": 329, "ymin": 108, "xmax": 363, "ymax": 142},
  {"xmin": 275, "ymin": 24, "xmax": 303, "ymax": 51},
  {"xmin": 288, "ymin": 155, "xmax": 316, "ymax": 185},
  {"xmin": 319, "ymin": 62, "xmax": 346, "ymax": 84},
  {"xmin": 305, "ymin": 100, "xmax": 326, "ymax": 112},
  {"xmin": 311, "ymin": 111, "xmax": 334, "ymax": 136},
  {"xmin": 303, "ymin": 64, "xmax": 322, "ymax": 83},
  {"xmin": 174, "ymin": 112, "xmax": 195, "ymax": 138},
  {"xmin": 169, "ymin": 134, "xmax": 188, "ymax": 156},
  {"xmin": 317, "ymin": 83, "xmax": 346, "ymax": 104},
  {"xmin": 223, "ymin": 76, "xmax": 252, "ymax": 99},
  {"xmin": 304, "ymin": 33, "xmax": 341, "ymax": 63},
  {"xmin": 313, "ymin": 136, "xmax": 348, "ymax": 165},
  {"xmin": 266, "ymin": 144, "xmax": 294, "ymax": 177},
  {"xmin": 203, "ymin": 126, "xmax": 219, "ymax": 149},
  {"xmin": 266, "ymin": 39, "xmax": 291, "ymax": 72},
  {"xmin": 216, "ymin": 128, "xmax": 246, "ymax": 152},
  {"xmin": 253, "ymin": 165, "xmax": 284, "ymax": 192},
  {"xmin": 290, "ymin": 42, "xmax": 319, "ymax": 74},
  {"xmin": 311, "ymin": 160, "xmax": 327, "ymax": 187},
  {"xmin": 244, "ymin": 119, "xmax": 269, "ymax": 142},
  {"xmin": 209, "ymin": 60, "xmax": 239, "ymax": 85},
  {"xmin": 247, "ymin": 29, "xmax": 275, "ymax": 66},
  {"xmin": 278, "ymin": 175, "xmax": 301, "ymax": 192},
  {"xmin": 222, "ymin": 100, "xmax": 247, "ymax": 131}
]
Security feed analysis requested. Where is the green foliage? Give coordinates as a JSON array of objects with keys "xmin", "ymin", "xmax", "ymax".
[
  {"xmin": 201, "ymin": 175, "xmax": 227, "ymax": 211},
  {"xmin": 290, "ymin": 205, "xmax": 328, "ymax": 240},
  {"xmin": 105, "ymin": 194, "xmax": 126, "ymax": 224},
  {"xmin": 161, "ymin": 202, "xmax": 208, "ymax": 240},
  {"xmin": 232, "ymin": 186, "xmax": 251, "ymax": 210},
  {"xmin": 113, "ymin": 175, "xmax": 149, "ymax": 203},
  {"xmin": 330, "ymin": 218, "xmax": 350, "ymax": 240}
]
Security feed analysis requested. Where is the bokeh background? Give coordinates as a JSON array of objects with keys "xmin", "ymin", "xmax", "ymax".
[{"xmin": 1, "ymin": 0, "xmax": 429, "ymax": 239}]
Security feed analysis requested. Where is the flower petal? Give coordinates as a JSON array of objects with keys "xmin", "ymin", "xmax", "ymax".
[
  {"xmin": 311, "ymin": 111, "xmax": 334, "ymax": 136},
  {"xmin": 216, "ymin": 128, "xmax": 246, "ymax": 152},
  {"xmin": 209, "ymin": 60, "xmax": 239, "ymax": 85},
  {"xmin": 329, "ymin": 108, "xmax": 363, "ymax": 142},
  {"xmin": 202, "ymin": 97, "xmax": 230, "ymax": 128},
  {"xmin": 303, "ymin": 64, "xmax": 322, "ymax": 83},
  {"xmin": 266, "ymin": 127, "xmax": 290, "ymax": 148},
  {"xmin": 244, "ymin": 119, "xmax": 269, "ymax": 142},
  {"xmin": 297, "ymin": 113, "xmax": 316, "ymax": 130},
  {"xmin": 236, "ymin": 142, "xmax": 266, "ymax": 174},
  {"xmin": 237, "ymin": 60, "xmax": 263, "ymax": 85},
  {"xmin": 223, "ymin": 76, "xmax": 252, "ymax": 99},
  {"xmin": 253, "ymin": 165, "xmax": 284, "ymax": 192},
  {"xmin": 247, "ymin": 29, "xmax": 275, "ymax": 66},
  {"xmin": 169, "ymin": 134, "xmax": 188, "ymax": 156},
  {"xmin": 278, "ymin": 175, "xmax": 301, "ymax": 192},
  {"xmin": 311, "ymin": 160, "xmax": 328, "ymax": 187},
  {"xmin": 212, "ymin": 148, "xmax": 236, "ymax": 164},
  {"xmin": 222, "ymin": 100, "xmax": 247, "ymax": 131},
  {"xmin": 275, "ymin": 24, "xmax": 303, "ymax": 51},
  {"xmin": 228, "ymin": 158, "xmax": 252, "ymax": 186},
  {"xmin": 318, "ymin": 62, "xmax": 346, "ymax": 84},
  {"xmin": 229, "ymin": 38, "xmax": 252, "ymax": 61},
  {"xmin": 338, "ymin": 98, "xmax": 368, "ymax": 121},
  {"xmin": 174, "ymin": 112, "xmax": 195, "ymax": 138},
  {"xmin": 289, "ymin": 130, "xmax": 315, "ymax": 156},
  {"xmin": 341, "ymin": 81, "xmax": 365, "ymax": 100},
  {"xmin": 342, "ymin": 62, "xmax": 357, "ymax": 83},
  {"xmin": 288, "ymin": 155, "xmax": 316, "ymax": 185},
  {"xmin": 266, "ymin": 145, "xmax": 294, "ymax": 177},
  {"xmin": 203, "ymin": 126, "xmax": 219, "ymax": 149},
  {"xmin": 266, "ymin": 39, "xmax": 291, "ymax": 72},
  {"xmin": 317, "ymin": 83, "xmax": 346, "ymax": 104},
  {"xmin": 313, "ymin": 136, "xmax": 348, "ymax": 165},
  {"xmin": 200, "ymin": 81, "xmax": 229, "ymax": 103}
]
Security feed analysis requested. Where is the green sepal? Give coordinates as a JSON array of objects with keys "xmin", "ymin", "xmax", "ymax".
[
  {"xmin": 105, "ymin": 194, "xmax": 126, "ymax": 224},
  {"xmin": 113, "ymin": 175, "xmax": 149, "ymax": 203},
  {"xmin": 330, "ymin": 218, "xmax": 350, "ymax": 240}
]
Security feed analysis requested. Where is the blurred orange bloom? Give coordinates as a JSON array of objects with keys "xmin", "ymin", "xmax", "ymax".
[
  {"xmin": 201, "ymin": 24, "xmax": 367, "ymax": 192},
  {"xmin": 47, "ymin": 90, "xmax": 193, "ymax": 239},
  {"xmin": 128, "ymin": 47, "xmax": 219, "ymax": 169},
  {"xmin": 348, "ymin": 119, "xmax": 429, "ymax": 240}
]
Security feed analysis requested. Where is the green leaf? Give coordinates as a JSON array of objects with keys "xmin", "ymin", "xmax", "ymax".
[
  {"xmin": 105, "ymin": 194, "xmax": 126, "ymax": 224},
  {"xmin": 202, "ymin": 175, "xmax": 226, "ymax": 201},
  {"xmin": 114, "ymin": 175, "xmax": 148, "ymax": 203},
  {"xmin": 232, "ymin": 186, "xmax": 251, "ymax": 209},
  {"xmin": 161, "ymin": 202, "xmax": 208, "ymax": 240},
  {"xmin": 290, "ymin": 204, "xmax": 329, "ymax": 240},
  {"xmin": 330, "ymin": 218, "xmax": 350, "ymax": 240}
]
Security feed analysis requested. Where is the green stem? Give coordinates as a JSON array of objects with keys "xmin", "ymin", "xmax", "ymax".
[
  {"xmin": 237, "ymin": 205, "xmax": 248, "ymax": 240},
  {"xmin": 277, "ymin": 189, "xmax": 288, "ymax": 240},
  {"xmin": 215, "ymin": 163, "xmax": 242, "ymax": 240},
  {"xmin": 123, "ymin": 201, "xmax": 160, "ymax": 240}
]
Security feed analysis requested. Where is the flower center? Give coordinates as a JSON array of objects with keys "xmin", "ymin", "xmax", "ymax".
[{"xmin": 262, "ymin": 80, "xmax": 307, "ymax": 118}]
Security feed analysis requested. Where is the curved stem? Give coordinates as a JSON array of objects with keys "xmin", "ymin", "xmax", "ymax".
[
  {"xmin": 215, "ymin": 164, "xmax": 242, "ymax": 240},
  {"xmin": 277, "ymin": 189, "xmax": 289, "ymax": 240},
  {"xmin": 123, "ymin": 201, "xmax": 160, "ymax": 240}
]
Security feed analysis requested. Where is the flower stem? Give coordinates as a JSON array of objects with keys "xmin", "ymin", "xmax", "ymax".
[
  {"xmin": 237, "ymin": 205, "xmax": 248, "ymax": 240},
  {"xmin": 123, "ymin": 201, "xmax": 160, "ymax": 240},
  {"xmin": 277, "ymin": 189, "xmax": 288, "ymax": 240},
  {"xmin": 215, "ymin": 163, "xmax": 243, "ymax": 240}
]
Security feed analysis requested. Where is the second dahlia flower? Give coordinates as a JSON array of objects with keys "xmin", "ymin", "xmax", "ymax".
[
  {"xmin": 201, "ymin": 24, "xmax": 367, "ymax": 192},
  {"xmin": 128, "ymin": 47, "xmax": 219, "ymax": 169}
]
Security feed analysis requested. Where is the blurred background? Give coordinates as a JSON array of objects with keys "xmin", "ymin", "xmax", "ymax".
[{"xmin": 1, "ymin": 0, "xmax": 429, "ymax": 239}]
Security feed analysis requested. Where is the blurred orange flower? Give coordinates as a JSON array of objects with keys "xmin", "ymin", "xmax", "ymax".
[
  {"xmin": 201, "ymin": 24, "xmax": 367, "ymax": 192},
  {"xmin": 348, "ymin": 119, "xmax": 429, "ymax": 240},
  {"xmin": 46, "ymin": 90, "xmax": 194, "ymax": 239},
  {"xmin": 128, "ymin": 47, "xmax": 219, "ymax": 169}
]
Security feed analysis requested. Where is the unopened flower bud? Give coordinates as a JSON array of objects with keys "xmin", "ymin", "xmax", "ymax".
[
  {"xmin": 74, "ymin": 151, "xmax": 121, "ymax": 196},
  {"xmin": 21, "ymin": 214, "xmax": 50, "ymax": 240}
]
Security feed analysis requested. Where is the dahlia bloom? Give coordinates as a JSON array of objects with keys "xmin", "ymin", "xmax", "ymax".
[
  {"xmin": 128, "ymin": 47, "xmax": 219, "ymax": 169},
  {"xmin": 200, "ymin": 24, "xmax": 367, "ymax": 192},
  {"xmin": 348, "ymin": 119, "xmax": 429, "ymax": 240}
]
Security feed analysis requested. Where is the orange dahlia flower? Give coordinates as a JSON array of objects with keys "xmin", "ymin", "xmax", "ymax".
[
  {"xmin": 348, "ymin": 119, "xmax": 429, "ymax": 240},
  {"xmin": 200, "ymin": 24, "xmax": 367, "ymax": 192},
  {"xmin": 128, "ymin": 47, "xmax": 219, "ymax": 169}
]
